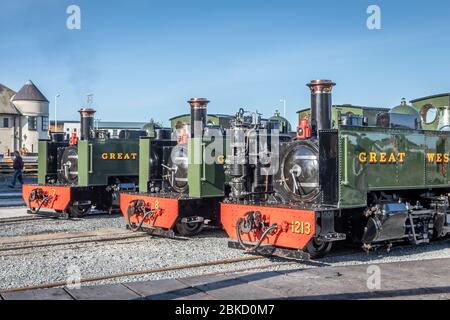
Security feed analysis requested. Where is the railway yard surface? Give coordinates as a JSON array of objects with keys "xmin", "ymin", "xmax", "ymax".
[{"xmin": 0, "ymin": 201, "xmax": 450, "ymax": 300}]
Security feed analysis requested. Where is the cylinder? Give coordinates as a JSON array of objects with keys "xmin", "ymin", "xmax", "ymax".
[
  {"xmin": 188, "ymin": 98, "xmax": 209, "ymax": 138},
  {"xmin": 79, "ymin": 108, "xmax": 96, "ymax": 140},
  {"xmin": 307, "ymin": 80, "xmax": 336, "ymax": 135}
]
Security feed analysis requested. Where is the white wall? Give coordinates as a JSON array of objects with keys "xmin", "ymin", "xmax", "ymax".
[
  {"xmin": 0, "ymin": 128, "xmax": 13, "ymax": 155},
  {"xmin": 13, "ymin": 100, "xmax": 49, "ymax": 154},
  {"xmin": 14, "ymin": 100, "xmax": 49, "ymax": 115},
  {"xmin": 0, "ymin": 115, "xmax": 17, "ymax": 155}
]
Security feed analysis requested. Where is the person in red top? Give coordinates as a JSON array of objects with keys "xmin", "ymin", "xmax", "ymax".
[{"xmin": 70, "ymin": 128, "xmax": 78, "ymax": 145}]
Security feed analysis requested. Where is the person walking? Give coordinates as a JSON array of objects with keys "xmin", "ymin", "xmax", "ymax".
[{"xmin": 9, "ymin": 151, "xmax": 24, "ymax": 188}]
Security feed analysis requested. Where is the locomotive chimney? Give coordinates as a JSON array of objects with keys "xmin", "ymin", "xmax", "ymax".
[
  {"xmin": 307, "ymin": 80, "xmax": 336, "ymax": 135},
  {"xmin": 188, "ymin": 98, "xmax": 209, "ymax": 138},
  {"xmin": 79, "ymin": 108, "xmax": 96, "ymax": 140}
]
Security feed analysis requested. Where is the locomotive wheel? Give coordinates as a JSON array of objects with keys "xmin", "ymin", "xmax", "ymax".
[
  {"xmin": 67, "ymin": 204, "xmax": 92, "ymax": 218},
  {"xmin": 176, "ymin": 222, "xmax": 203, "ymax": 236},
  {"xmin": 305, "ymin": 238, "xmax": 332, "ymax": 259}
]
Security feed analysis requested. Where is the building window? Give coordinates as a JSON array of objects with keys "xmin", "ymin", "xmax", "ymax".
[
  {"xmin": 3, "ymin": 118, "xmax": 9, "ymax": 128},
  {"xmin": 28, "ymin": 116, "xmax": 37, "ymax": 131},
  {"xmin": 42, "ymin": 116, "xmax": 49, "ymax": 131}
]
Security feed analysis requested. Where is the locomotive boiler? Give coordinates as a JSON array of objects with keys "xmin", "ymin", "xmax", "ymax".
[
  {"xmin": 22, "ymin": 108, "xmax": 150, "ymax": 217},
  {"xmin": 221, "ymin": 80, "xmax": 450, "ymax": 258}
]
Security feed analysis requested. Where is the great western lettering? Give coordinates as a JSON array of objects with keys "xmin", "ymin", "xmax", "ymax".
[
  {"xmin": 358, "ymin": 152, "xmax": 450, "ymax": 164},
  {"xmin": 101, "ymin": 153, "xmax": 138, "ymax": 160},
  {"xmin": 358, "ymin": 152, "xmax": 406, "ymax": 164}
]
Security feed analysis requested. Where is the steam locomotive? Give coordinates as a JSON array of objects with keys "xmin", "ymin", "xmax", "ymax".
[
  {"xmin": 22, "ymin": 108, "xmax": 150, "ymax": 217},
  {"xmin": 120, "ymin": 99, "xmax": 294, "ymax": 236},
  {"xmin": 221, "ymin": 80, "xmax": 450, "ymax": 258},
  {"xmin": 120, "ymin": 98, "xmax": 227, "ymax": 236}
]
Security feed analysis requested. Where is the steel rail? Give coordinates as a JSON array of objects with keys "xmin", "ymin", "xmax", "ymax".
[
  {"xmin": 0, "ymin": 217, "xmax": 45, "ymax": 224},
  {"xmin": 0, "ymin": 255, "xmax": 266, "ymax": 293},
  {"xmin": 0, "ymin": 233, "xmax": 149, "ymax": 253}
]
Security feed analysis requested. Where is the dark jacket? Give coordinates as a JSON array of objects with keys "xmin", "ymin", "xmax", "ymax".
[{"xmin": 13, "ymin": 156, "xmax": 24, "ymax": 171}]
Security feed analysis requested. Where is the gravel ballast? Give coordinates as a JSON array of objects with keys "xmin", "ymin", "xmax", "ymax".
[{"xmin": 1, "ymin": 209, "xmax": 450, "ymax": 290}]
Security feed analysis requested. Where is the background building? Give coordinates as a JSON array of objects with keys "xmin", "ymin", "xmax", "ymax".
[
  {"xmin": 0, "ymin": 80, "xmax": 49, "ymax": 156},
  {"xmin": 50, "ymin": 120, "xmax": 147, "ymax": 140}
]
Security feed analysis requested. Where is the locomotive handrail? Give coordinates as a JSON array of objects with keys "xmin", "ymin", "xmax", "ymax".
[
  {"xmin": 201, "ymin": 142, "xmax": 206, "ymax": 182},
  {"xmin": 88, "ymin": 144, "xmax": 94, "ymax": 174},
  {"xmin": 342, "ymin": 135, "xmax": 350, "ymax": 186}
]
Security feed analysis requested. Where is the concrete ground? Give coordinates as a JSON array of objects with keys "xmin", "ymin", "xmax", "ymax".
[
  {"xmin": 2, "ymin": 257, "xmax": 449, "ymax": 300},
  {"xmin": 0, "ymin": 175, "xmax": 36, "ymax": 208},
  {"xmin": 0, "ymin": 207, "xmax": 29, "ymax": 219}
]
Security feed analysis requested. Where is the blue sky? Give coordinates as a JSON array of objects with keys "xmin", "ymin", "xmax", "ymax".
[{"xmin": 0, "ymin": 0, "xmax": 449, "ymax": 126}]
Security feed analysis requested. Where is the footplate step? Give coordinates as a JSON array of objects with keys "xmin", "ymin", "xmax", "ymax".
[{"xmin": 228, "ymin": 241, "xmax": 310, "ymax": 261}]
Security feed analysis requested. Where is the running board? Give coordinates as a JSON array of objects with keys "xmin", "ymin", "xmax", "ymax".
[
  {"xmin": 180, "ymin": 216, "xmax": 204, "ymax": 224},
  {"xmin": 27, "ymin": 209, "xmax": 69, "ymax": 219},
  {"xmin": 228, "ymin": 241, "xmax": 310, "ymax": 261}
]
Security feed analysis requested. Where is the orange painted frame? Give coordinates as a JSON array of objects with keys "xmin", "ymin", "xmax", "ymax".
[
  {"xmin": 120, "ymin": 193, "xmax": 180, "ymax": 230},
  {"xmin": 22, "ymin": 184, "xmax": 72, "ymax": 212},
  {"xmin": 221, "ymin": 203, "xmax": 316, "ymax": 250}
]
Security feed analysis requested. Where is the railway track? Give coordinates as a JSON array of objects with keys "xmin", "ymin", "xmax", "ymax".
[
  {"xmin": 1, "ymin": 219, "xmax": 448, "ymax": 295},
  {"xmin": 0, "ymin": 255, "xmax": 273, "ymax": 294},
  {"xmin": 0, "ymin": 228, "xmax": 149, "ymax": 254},
  {"xmin": 0, "ymin": 211, "xmax": 121, "ymax": 225},
  {"xmin": 0, "ymin": 216, "xmax": 47, "ymax": 225}
]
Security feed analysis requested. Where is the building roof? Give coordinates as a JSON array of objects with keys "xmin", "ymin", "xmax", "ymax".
[
  {"xmin": 410, "ymin": 93, "xmax": 450, "ymax": 104},
  {"xmin": 50, "ymin": 120, "xmax": 149, "ymax": 130},
  {"xmin": 50, "ymin": 120, "xmax": 79, "ymax": 125},
  {"xmin": 0, "ymin": 84, "xmax": 21, "ymax": 115},
  {"xmin": 169, "ymin": 113, "xmax": 233, "ymax": 121},
  {"xmin": 98, "ymin": 121, "xmax": 148, "ymax": 129},
  {"xmin": 297, "ymin": 104, "xmax": 390, "ymax": 113},
  {"xmin": 12, "ymin": 80, "xmax": 49, "ymax": 103}
]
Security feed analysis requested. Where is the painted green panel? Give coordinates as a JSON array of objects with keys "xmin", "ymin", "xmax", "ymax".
[
  {"xmin": 188, "ymin": 138, "xmax": 202, "ymax": 198},
  {"xmin": 87, "ymin": 139, "xmax": 140, "ymax": 185},
  {"xmin": 338, "ymin": 132, "xmax": 367, "ymax": 208},
  {"xmin": 201, "ymin": 138, "xmax": 225, "ymax": 197},
  {"xmin": 425, "ymin": 134, "xmax": 447, "ymax": 186},
  {"xmin": 188, "ymin": 137, "xmax": 225, "ymax": 198},
  {"xmin": 77, "ymin": 140, "xmax": 89, "ymax": 187},
  {"xmin": 37, "ymin": 141, "xmax": 48, "ymax": 184},
  {"xmin": 396, "ymin": 133, "xmax": 426, "ymax": 188},
  {"xmin": 139, "ymin": 138, "xmax": 150, "ymax": 193},
  {"xmin": 365, "ymin": 132, "xmax": 397, "ymax": 187},
  {"xmin": 338, "ymin": 125, "xmax": 450, "ymax": 208}
]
